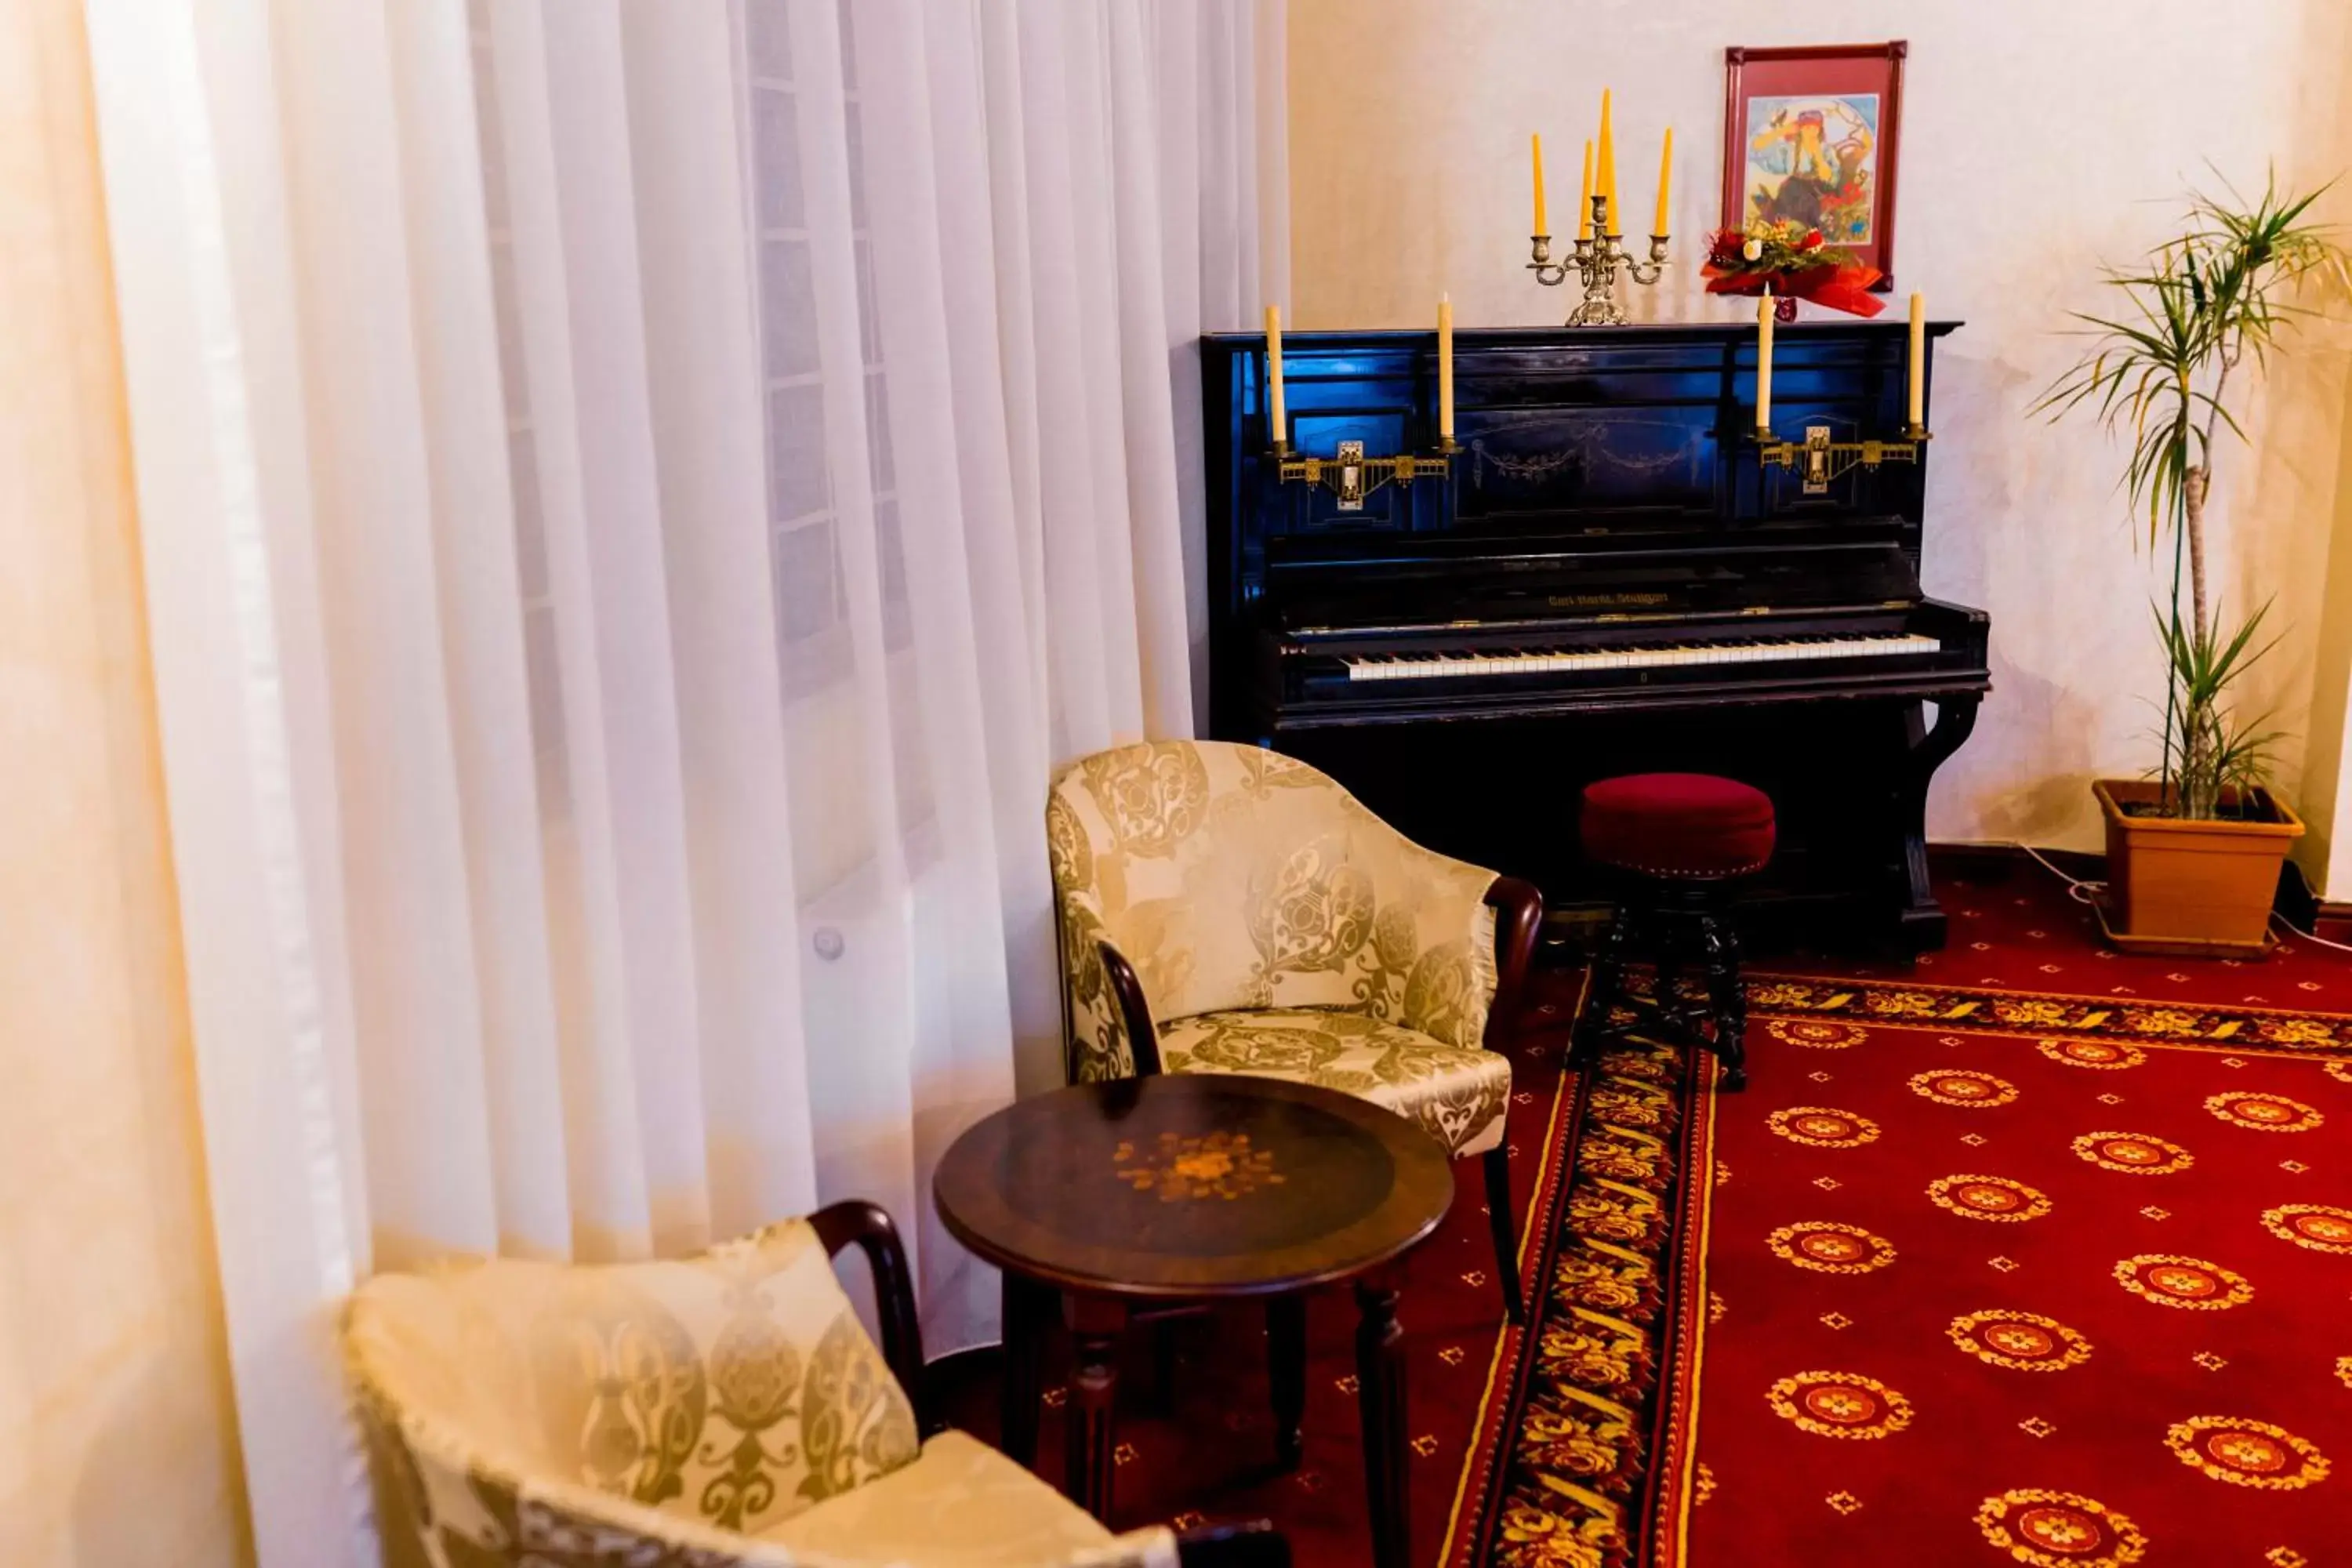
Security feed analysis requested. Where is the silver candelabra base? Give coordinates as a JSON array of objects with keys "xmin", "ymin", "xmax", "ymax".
[{"xmin": 1528, "ymin": 194, "xmax": 1668, "ymax": 326}]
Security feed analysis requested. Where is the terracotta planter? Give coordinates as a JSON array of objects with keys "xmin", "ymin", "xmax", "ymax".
[{"xmin": 2092, "ymin": 779, "xmax": 2302, "ymax": 953}]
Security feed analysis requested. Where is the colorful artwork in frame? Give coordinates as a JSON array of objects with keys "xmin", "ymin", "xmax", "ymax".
[
  {"xmin": 1722, "ymin": 42, "xmax": 1906, "ymax": 289},
  {"xmin": 1744, "ymin": 93, "xmax": 1878, "ymax": 241}
]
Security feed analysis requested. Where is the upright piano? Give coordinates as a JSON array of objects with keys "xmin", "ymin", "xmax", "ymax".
[{"xmin": 1200, "ymin": 323, "xmax": 1990, "ymax": 952}]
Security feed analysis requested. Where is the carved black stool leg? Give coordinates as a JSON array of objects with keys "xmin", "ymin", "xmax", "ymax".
[
  {"xmin": 1651, "ymin": 909, "xmax": 1687, "ymax": 1033},
  {"xmin": 1571, "ymin": 902, "xmax": 1635, "ymax": 1072},
  {"xmin": 1700, "ymin": 907, "xmax": 1748, "ymax": 1092}
]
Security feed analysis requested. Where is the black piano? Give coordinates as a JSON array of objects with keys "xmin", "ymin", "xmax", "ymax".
[{"xmin": 1201, "ymin": 322, "xmax": 1989, "ymax": 952}]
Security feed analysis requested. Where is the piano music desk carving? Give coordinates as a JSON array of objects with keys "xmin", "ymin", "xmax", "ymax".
[{"xmin": 1203, "ymin": 322, "xmax": 1989, "ymax": 952}]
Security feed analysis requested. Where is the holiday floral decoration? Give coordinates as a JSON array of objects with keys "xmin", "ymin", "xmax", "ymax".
[{"xmin": 1702, "ymin": 220, "xmax": 1885, "ymax": 317}]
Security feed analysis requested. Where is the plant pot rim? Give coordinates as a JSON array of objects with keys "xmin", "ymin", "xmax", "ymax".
[{"xmin": 2092, "ymin": 777, "xmax": 2304, "ymax": 838}]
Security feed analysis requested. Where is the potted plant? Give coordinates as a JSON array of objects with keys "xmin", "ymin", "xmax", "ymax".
[{"xmin": 2038, "ymin": 176, "xmax": 2347, "ymax": 953}]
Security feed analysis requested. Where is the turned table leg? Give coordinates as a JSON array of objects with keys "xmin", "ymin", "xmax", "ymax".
[
  {"xmin": 1152, "ymin": 1318, "xmax": 1180, "ymax": 1416},
  {"xmin": 1000, "ymin": 1271, "xmax": 1052, "ymax": 1468},
  {"xmin": 1353, "ymin": 1276, "xmax": 1410, "ymax": 1568},
  {"xmin": 1065, "ymin": 1296, "xmax": 1127, "ymax": 1522},
  {"xmin": 1267, "ymin": 1294, "xmax": 1307, "ymax": 1468}
]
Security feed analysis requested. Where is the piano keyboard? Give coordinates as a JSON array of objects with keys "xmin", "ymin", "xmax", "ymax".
[{"xmin": 1343, "ymin": 632, "xmax": 1941, "ymax": 681}]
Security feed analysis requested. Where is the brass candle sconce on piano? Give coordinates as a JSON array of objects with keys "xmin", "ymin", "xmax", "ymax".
[
  {"xmin": 1755, "ymin": 422, "xmax": 1931, "ymax": 495},
  {"xmin": 1529, "ymin": 195, "xmax": 1668, "ymax": 327},
  {"xmin": 1264, "ymin": 297, "xmax": 1459, "ymax": 512},
  {"xmin": 1271, "ymin": 438, "xmax": 1459, "ymax": 512},
  {"xmin": 1751, "ymin": 289, "xmax": 1932, "ymax": 494}
]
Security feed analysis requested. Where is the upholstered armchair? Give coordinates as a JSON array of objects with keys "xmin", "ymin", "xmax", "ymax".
[
  {"xmin": 346, "ymin": 1200, "xmax": 1287, "ymax": 1568},
  {"xmin": 1047, "ymin": 741, "xmax": 1544, "ymax": 1323}
]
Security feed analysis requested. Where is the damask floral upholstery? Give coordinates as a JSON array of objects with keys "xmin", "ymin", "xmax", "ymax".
[
  {"xmin": 346, "ymin": 1217, "xmax": 1178, "ymax": 1568},
  {"xmin": 1157, "ymin": 1009, "xmax": 1512, "ymax": 1156},
  {"xmin": 1048, "ymin": 740, "xmax": 1506, "ymax": 1156}
]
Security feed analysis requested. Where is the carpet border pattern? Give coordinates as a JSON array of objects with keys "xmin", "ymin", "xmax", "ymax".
[
  {"xmin": 1480, "ymin": 1033, "xmax": 1702, "ymax": 1567},
  {"xmin": 1742, "ymin": 972, "xmax": 2352, "ymax": 1056}
]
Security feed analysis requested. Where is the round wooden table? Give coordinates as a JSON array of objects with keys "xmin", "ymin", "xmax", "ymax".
[{"xmin": 934, "ymin": 1073, "xmax": 1454, "ymax": 1568}]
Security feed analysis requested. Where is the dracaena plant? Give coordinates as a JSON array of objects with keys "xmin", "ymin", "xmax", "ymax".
[{"xmin": 2035, "ymin": 174, "xmax": 2349, "ymax": 819}]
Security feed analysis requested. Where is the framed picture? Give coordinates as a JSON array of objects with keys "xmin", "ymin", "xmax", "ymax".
[{"xmin": 1722, "ymin": 42, "xmax": 1906, "ymax": 289}]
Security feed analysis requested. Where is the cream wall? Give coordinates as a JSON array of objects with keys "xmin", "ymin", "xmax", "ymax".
[
  {"xmin": 1290, "ymin": 0, "xmax": 2352, "ymax": 874},
  {"xmin": 0, "ymin": 2, "xmax": 250, "ymax": 1563}
]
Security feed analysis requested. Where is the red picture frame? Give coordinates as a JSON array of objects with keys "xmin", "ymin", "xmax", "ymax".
[{"xmin": 1722, "ymin": 42, "xmax": 1906, "ymax": 291}]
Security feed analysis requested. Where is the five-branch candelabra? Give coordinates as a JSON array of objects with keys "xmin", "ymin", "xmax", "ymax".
[{"xmin": 1529, "ymin": 194, "xmax": 1668, "ymax": 326}]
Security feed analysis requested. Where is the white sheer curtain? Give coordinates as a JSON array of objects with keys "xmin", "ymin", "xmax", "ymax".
[{"xmin": 84, "ymin": 1, "xmax": 1287, "ymax": 1563}]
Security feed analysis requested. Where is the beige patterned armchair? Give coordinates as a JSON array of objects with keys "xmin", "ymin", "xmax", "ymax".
[
  {"xmin": 1047, "ymin": 741, "xmax": 1543, "ymax": 1322},
  {"xmin": 346, "ymin": 1200, "xmax": 1288, "ymax": 1568}
]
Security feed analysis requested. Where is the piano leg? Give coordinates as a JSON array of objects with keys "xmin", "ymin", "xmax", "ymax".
[{"xmin": 1893, "ymin": 695, "xmax": 1982, "ymax": 953}]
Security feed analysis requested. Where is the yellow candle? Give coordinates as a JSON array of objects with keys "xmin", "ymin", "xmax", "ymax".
[
  {"xmin": 1653, "ymin": 126, "xmax": 1673, "ymax": 238},
  {"xmin": 1438, "ymin": 293, "xmax": 1455, "ymax": 441},
  {"xmin": 1756, "ymin": 290, "xmax": 1775, "ymax": 430},
  {"xmin": 1530, "ymin": 133, "xmax": 1548, "ymax": 236},
  {"xmin": 1577, "ymin": 141, "xmax": 1594, "ymax": 241},
  {"xmin": 1907, "ymin": 291, "xmax": 1927, "ymax": 428},
  {"xmin": 1265, "ymin": 303, "xmax": 1287, "ymax": 447},
  {"xmin": 1596, "ymin": 89, "xmax": 1617, "ymax": 234}
]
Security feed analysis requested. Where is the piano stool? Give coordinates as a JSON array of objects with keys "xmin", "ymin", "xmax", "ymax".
[{"xmin": 1569, "ymin": 774, "xmax": 1777, "ymax": 1092}]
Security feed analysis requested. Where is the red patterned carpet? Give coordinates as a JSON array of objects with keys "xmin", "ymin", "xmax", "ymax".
[
  {"xmin": 1493, "ymin": 855, "xmax": 2352, "ymax": 1567},
  {"xmin": 942, "ymin": 855, "xmax": 2352, "ymax": 1565},
  {"xmin": 1683, "ymin": 1017, "xmax": 2349, "ymax": 1564}
]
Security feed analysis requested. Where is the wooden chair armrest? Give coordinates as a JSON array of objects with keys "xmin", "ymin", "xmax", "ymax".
[
  {"xmin": 1098, "ymin": 939, "xmax": 1164, "ymax": 1076},
  {"xmin": 808, "ymin": 1200, "xmax": 939, "ymax": 1435},
  {"xmin": 1176, "ymin": 1520, "xmax": 1290, "ymax": 1568},
  {"xmin": 1484, "ymin": 875, "xmax": 1544, "ymax": 1047}
]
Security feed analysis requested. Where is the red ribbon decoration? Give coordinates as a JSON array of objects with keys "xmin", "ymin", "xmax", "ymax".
[{"xmin": 1701, "ymin": 260, "xmax": 1887, "ymax": 318}]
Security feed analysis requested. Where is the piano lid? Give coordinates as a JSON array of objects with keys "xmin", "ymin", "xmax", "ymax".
[{"xmin": 1203, "ymin": 321, "xmax": 1960, "ymax": 557}]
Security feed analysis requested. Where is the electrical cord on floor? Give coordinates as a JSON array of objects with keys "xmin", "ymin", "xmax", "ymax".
[
  {"xmin": 2017, "ymin": 844, "xmax": 2107, "ymax": 906},
  {"xmin": 2273, "ymin": 912, "xmax": 2352, "ymax": 956},
  {"xmin": 1947, "ymin": 838, "xmax": 2107, "ymax": 906},
  {"xmin": 1960, "ymin": 834, "xmax": 2352, "ymax": 955}
]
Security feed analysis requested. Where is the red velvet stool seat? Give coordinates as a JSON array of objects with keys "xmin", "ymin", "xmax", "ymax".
[
  {"xmin": 1571, "ymin": 773, "xmax": 1776, "ymax": 1091},
  {"xmin": 1579, "ymin": 773, "xmax": 1777, "ymax": 877}
]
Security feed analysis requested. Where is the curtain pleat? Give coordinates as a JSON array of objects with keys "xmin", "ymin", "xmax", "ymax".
[
  {"xmin": 1013, "ymin": 5, "xmax": 1117, "ymax": 757},
  {"xmin": 975, "ymin": 1, "xmax": 1051, "ymax": 720},
  {"xmin": 916, "ymin": 1, "xmax": 1061, "ymax": 1100},
  {"xmin": 774, "ymin": 0, "xmax": 930, "ymax": 1324},
  {"xmin": 275, "ymin": 0, "xmax": 509, "ymax": 1266},
  {"xmin": 619, "ymin": 0, "xmax": 822, "ymax": 1242},
  {"xmin": 89, "ymin": 0, "xmax": 1288, "ymax": 1559},
  {"xmin": 383, "ymin": 0, "xmax": 575, "ymax": 1261},
  {"xmin": 1106, "ymin": 0, "xmax": 1192, "ymax": 742},
  {"xmin": 489, "ymin": 0, "xmax": 673, "ymax": 1260},
  {"xmin": 84, "ymin": 2, "xmax": 378, "ymax": 1562},
  {"xmin": 1064, "ymin": 6, "xmax": 1154, "ymax": 745},
  {"xmin": 1154, "ymin": 0, "xmax": 1210, "ymax": 727}
]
